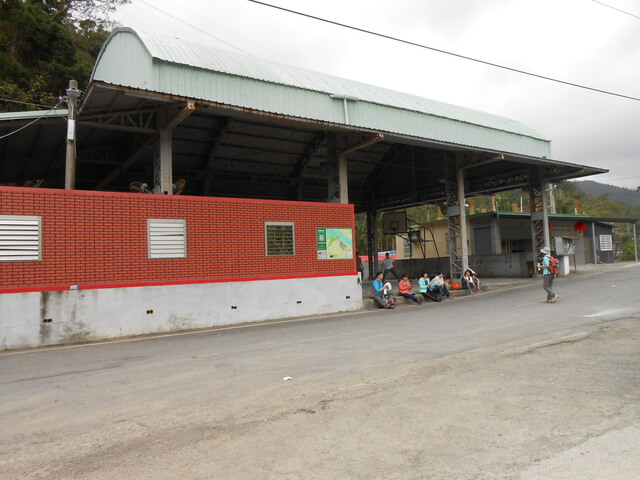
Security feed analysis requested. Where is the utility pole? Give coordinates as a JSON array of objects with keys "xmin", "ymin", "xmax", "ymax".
[
  {"xmin": 65, "ymin": 79, "xmax": 81, "ymax": 190},
  {"xmin": 634, "ymin": 223, "xmax": 638, "ymax": 263}
]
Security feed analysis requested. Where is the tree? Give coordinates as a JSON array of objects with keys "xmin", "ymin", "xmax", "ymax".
[
  {"xmin": 354, "ymin": 212, "xmax": 397, "ymax": 255},
  {"xmin": 0, "ymin": 0, "xmax": 129, "ymax": 111},
  {"xmin": 41, "ymin": 0, "xmax": 128, "ymax": 25}
]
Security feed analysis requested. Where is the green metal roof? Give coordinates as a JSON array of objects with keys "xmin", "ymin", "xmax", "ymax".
[
  {"xmin": 90, "ymin": 28, "xmax": 551, "ymax": 159},
  {"xmin": 409, "ymin": 212, "xmax": 638, "ymax": 227},
  {"xmin": 490, "ymin": 212, "xmax": 638, "ymax": 223},
  {"xmin": 0, "ymin": 109, "xmax": 68, "ymax": 121}
]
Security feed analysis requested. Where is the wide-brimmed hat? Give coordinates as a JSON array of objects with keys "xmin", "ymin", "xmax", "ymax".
[{"xmin": 540, "ymin": 247, "xmax": 550, "ymax": 255}]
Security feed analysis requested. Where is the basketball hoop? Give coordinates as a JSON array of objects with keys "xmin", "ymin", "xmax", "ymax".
[{"xmin": 382, "ymin": 212, "xmax": 408, "ymax": 235}]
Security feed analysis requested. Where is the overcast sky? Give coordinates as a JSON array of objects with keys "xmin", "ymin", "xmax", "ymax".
[{"xmin": 111, "ymin": 0, "xmax": 640, "ymax": 190}]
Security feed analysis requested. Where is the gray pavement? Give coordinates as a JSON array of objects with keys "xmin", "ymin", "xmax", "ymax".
[
  {"xmin": 2, "ymin": 261, "xmax": 639, "ymax": 479},
  {"xmin": 360, "ymin": 262, "xmax": 628, "ymax": 308},
  {"xmin": 356, "ymin": 262, "xmax": 640, "ymax": 479}
]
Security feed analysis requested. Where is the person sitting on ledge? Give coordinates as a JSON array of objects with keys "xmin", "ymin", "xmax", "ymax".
[
  {"xmin": 398, "ymin": 273, "xmax": 422, "ymax": 305},
  {"xmin": 462, "ymin": 269, "xmax": 477, "ymax": 294},
  {"xmin": 467, "ymin": 265, "xmax": 482, "ymax": 293},
  {"xmin": 418, "ymin": 271, "xmax": 430, "ymax": 299},
  {"xmin": 428, "ymin": 272, "xmax": 453, "ymax": 300},
  {"xmin": 372, "ymin": 271, "xmax": 395, "ymax": 309}
]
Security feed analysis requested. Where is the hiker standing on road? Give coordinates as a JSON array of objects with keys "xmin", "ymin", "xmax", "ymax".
[{"xmin": 537, "ymin": 247, "xmax": 559, "ymax": 303}]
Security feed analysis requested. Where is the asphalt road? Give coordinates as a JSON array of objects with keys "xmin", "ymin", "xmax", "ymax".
[{"xmin": 2, "ymin": 263, "xmax": 639, "ymax": 479}]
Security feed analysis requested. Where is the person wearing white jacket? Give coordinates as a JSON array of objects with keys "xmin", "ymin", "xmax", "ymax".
[{"xmin": 427, "ymin": 272, "xmax": 452, "ymax": 299}]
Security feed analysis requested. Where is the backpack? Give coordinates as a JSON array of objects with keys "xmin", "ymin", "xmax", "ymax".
[
  {"xmin": 547, "ymin": 255, "xmax": 559, "ymax": 276},
  {"xmin": 424, "ymin": 291, "xmax": 442, "ymax": 302}
]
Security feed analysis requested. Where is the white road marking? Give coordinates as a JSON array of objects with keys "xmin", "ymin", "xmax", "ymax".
[{"xmin": 583, "ymin": 308, "xmax": 629, "ymax": 318}]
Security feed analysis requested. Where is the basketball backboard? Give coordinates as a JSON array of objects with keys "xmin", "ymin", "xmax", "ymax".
[{"xmin": 382, "ymin": 211, "xmax": 407, "ymax": 235}]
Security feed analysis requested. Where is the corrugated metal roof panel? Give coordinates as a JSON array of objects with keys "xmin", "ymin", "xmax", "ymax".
[
  {"xmin": 90, "ymin": 28, "xmax": 551, "ymax": 158},
  {"xmin": 0, "ymin": 109, "xmax": 68, "ymax": 121},
  {"xmin": 140, "ymin": 32, "xmax": 544, "ymax": 137}
]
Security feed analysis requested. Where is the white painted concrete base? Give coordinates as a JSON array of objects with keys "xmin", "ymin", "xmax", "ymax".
[{"xmin": 0, "ymin": 275, "xmax": 363, "ymax": 350}]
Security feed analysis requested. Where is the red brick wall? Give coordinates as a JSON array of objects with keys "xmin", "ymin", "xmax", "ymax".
[{"xmin": 0, "ymin": 187, "xmax": 356, "ymax": 290}]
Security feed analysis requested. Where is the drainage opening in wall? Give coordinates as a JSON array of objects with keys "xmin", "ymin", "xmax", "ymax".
[{"xmin": 42, "ymin": 318, "xmax": 52, "ymax": 323}]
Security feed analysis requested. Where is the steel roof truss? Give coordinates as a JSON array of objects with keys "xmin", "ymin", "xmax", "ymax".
[
  {"xmin": 80, "ymin": 108, "xmax": 159, "ymax": 134},
  {"xmin": 293, "ymin": 131, "xmax": 325, "ymax": 179}
]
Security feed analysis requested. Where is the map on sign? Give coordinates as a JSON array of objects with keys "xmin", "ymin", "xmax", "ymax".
[{"xmin": 317, "ymin": 228, "xmax": 353, "ymax": 260}]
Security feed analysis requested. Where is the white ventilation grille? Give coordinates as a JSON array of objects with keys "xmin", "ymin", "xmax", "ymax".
[
  {"xmin": 0, "ymin": 215, "xmax": 41, "ymax": 262},
  {"xmin": 599, "ymin": 234, "xmax": 613, "ymax": 252},
  {"xmin": 148, "ymin": 219, "xmax": 186, "ymax": 259}
]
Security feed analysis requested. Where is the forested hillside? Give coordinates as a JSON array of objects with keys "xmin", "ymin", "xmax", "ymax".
[
  {"xmin": 572, "ymin": 180, "xmax": 640, "ymax": 208},
  {"xmin": 0, "ymin": 0, "xmax": 129, "ymax": 111}
]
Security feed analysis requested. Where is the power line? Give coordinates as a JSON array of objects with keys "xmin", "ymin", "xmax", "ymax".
[
  {"xmin": 592, "ymin": 0, "xmax": 640, "ymax": 21},
  {"xmin": 137, "ymin": 0, "xmax": 254, "ymax": 56},
  {"xmin": 248, "ymin": 0, "xmax": 640, "ymax": 103}
]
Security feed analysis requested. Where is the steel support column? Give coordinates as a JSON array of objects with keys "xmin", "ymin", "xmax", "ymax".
[
  {"xmin": 592, "ymin": 223, "xmax": 598, "ymax": 264},
  {"xmin": 634, "ymin": 223, "xmax": 638, "ymax": 263},
  {"xmin": 327, "ymin": 133, "xmax": 383, "ymax": 204},
  {"xmin": 366, "ymin": 208, "xmax": 379, "ymax": 279},
  {"xmin": 153, "ymin": 113, "xmax": 173, "ymax": 194},
  {"xmin": 457, "ymin": 164, "xmax": 469, "ymax": 275},
  {"xmin": 528, "ymin": 166, "xmax": 550, "ymax": 275},
  {"xmin": 153, "ymin": 102, "xmax": 195, "ymax": 195},
  {"xmin": 445, "ymin": 154, "xmax": 466, "ymax": 280},
  {"xmin": 326, "ymin": 134, "xmax": 348, "ymax": 204}
]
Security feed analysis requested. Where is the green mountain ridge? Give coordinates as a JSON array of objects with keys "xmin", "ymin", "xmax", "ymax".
[{"xmin": 572, "ymin": 180, "xmax": 640, "ymax": 209}]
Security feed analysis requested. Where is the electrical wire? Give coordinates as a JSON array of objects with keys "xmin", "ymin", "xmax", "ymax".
[
  {"xmin": 592, "ymin": 0, "xmax": 640, "ymax": 20},
  {"xmin": 137, "ymin": 0, "xmax": 254, "ymax": 56},
  {"xmin": 0, "ymin": 101, "xmax": 65, "ymax": 140},
  {"xmin": 248, "ymin": 0, "xmax": 640, "ymax": 103}
]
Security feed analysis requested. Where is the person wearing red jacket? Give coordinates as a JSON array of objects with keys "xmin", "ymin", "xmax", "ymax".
[{"xmin": 398, "ymin": 273, "xmax": 422, "ymax": 305}]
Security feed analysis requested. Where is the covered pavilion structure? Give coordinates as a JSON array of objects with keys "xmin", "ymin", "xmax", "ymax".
[{"xmin": 0, "ymin": 28, "xmax": 607, "ymax": 281}]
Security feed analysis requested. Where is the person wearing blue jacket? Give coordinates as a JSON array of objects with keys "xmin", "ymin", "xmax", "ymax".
[
  {"xmin": 537, "ymin": 247, "xmax": 559, "ymax": 303},
  {"xmin": 372, "ymin": 271, "xmax": 395, "ymax": 309}
]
